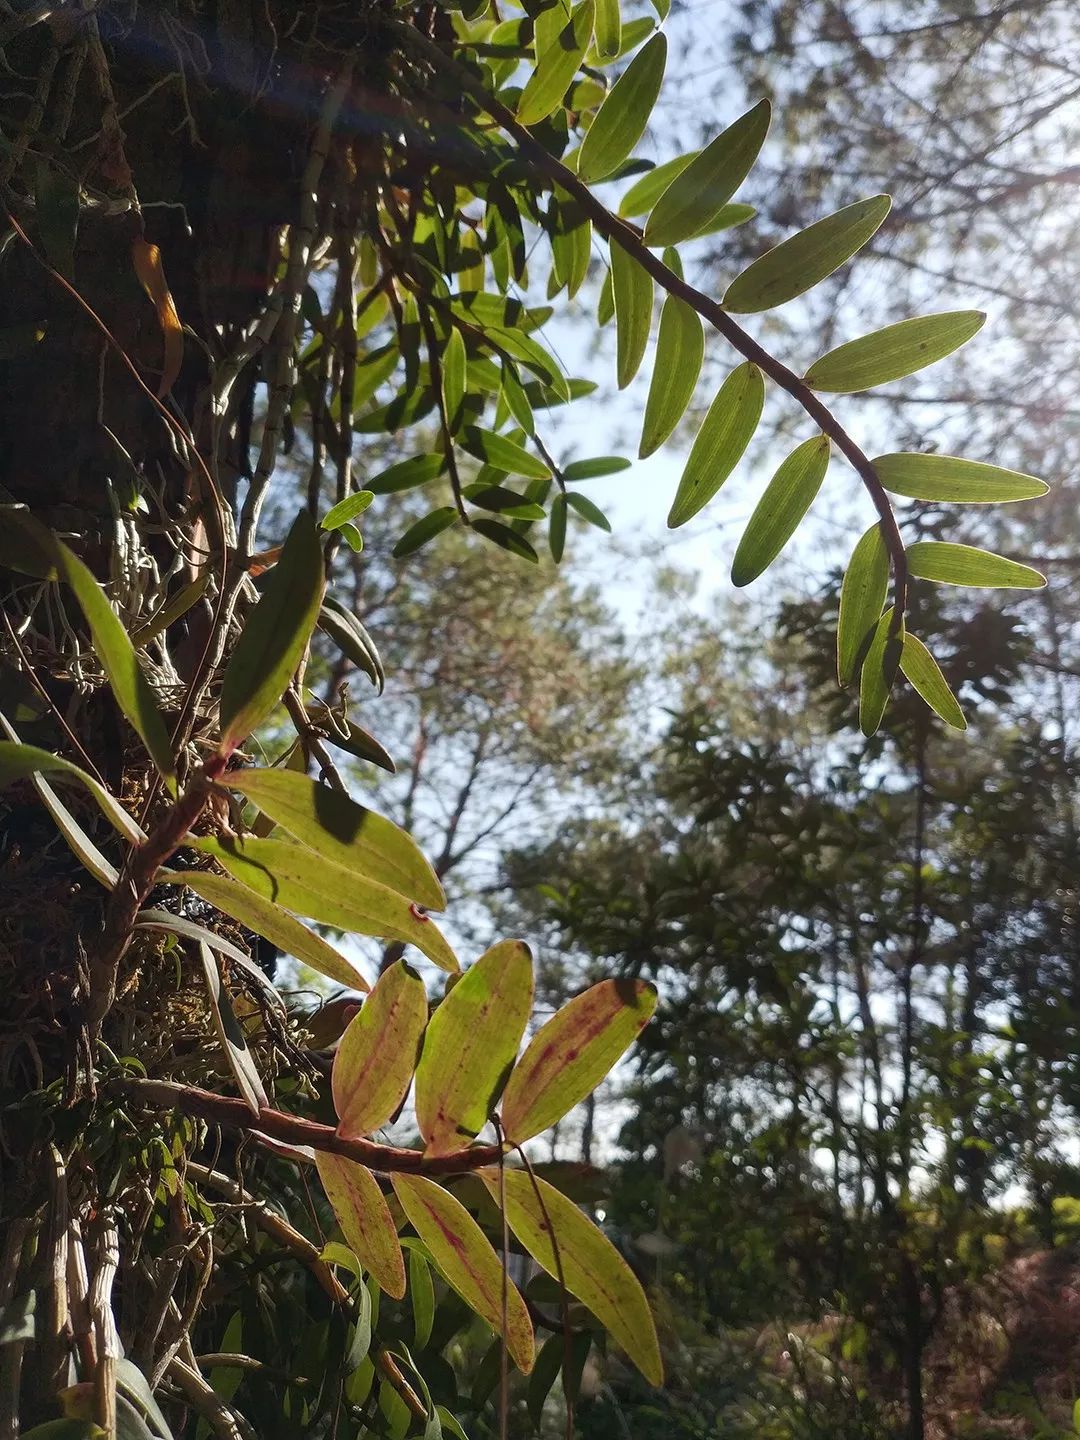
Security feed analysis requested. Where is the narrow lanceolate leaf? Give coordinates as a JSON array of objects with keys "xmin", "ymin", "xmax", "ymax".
[
  {"xmin": 578, "ymin": 34, "xmax": 667, "ymax": 183},
  {"xmin": 836, "ymin": 523, "xmax": 889, "ymax": 686},
  {"xmin": 472, "ymin": 517, "xmax": 540, "ymax": 564},
  {"xmin": 333, "ymin": 960, "xmax": 429, "ymax": 1137},
  {"xmin": 565, "ymin": 493, "xmax": 611, "ymax": 531},
  {"xmin": 667, "ymin": 363, "xmax": 764, "ymax": 528},
  {"xmin": 171, "ymin": 869, "xmax": 370, "ymax": 992},
  {"xmin": 197, "ymin": 836, "xmax": 459, "ymax": 973},
  {"xmin": 391, "ymin": 1174, "xmax": 534, "ymax": 1374},
  {"xmin": 639, "ymin": 297, "xmax": 704, "ymax": 458},
  {"xmin": 393, "ymin": 507, "xmax": 458, "ymax": 559},
  {"xmin": 316, "ymin": 1153, "xmax": 405, "ymax": 1298},
  {"xmin": 593, "ymin": 0, "xmax": 620, "ymax": 59},
  {"xmin": 518, "ymin": 0, "xmax": 595, "ymax": 126},
  {"xmin": 198, "ymin": 943, "xmax": 268, "ymax": 1116},
  {"xmin": 53, "ymin": 542, "xmax": 175, "ymax": 782},
  {"xmin": 367, "ymin": 454, "xmax": 446, "ymax": 496},
  {"xmin": 859, "ymin": 610, "xmax": 903, "ymax": 737},
  {"xmin": 220, "ymin": 769, "xmax": 444, "ymax": 910},
  {"xmin": 723, "ymin": 195, "xmax": 892, "ymax": 314},
  {"xmin": 804, "ymin": 311, "xmax": 985, "ymax": 393},
  {"xmin": 619, "ymin": 152, "xmax": 698, "ymax": 217},
  {"xmin": 906, "ymin": 542, "xmax": 1046, "ymax": 589},
  {"xmin": 501, "ymin": 979, "xmax": 658, "ymax": 1143},
  {"xmin": 0, "ymin": 738, "xmax": 144, "ymax": 844},
  {"xmin": 219, "ymin": 512, "xmax": 325, "ymax": 752},
  {"xmin": 900, "ymin": 634, "xmax": 967, "ymax": 731},
  {"xmin": 441, "ymin": 327, "xmax": 467, "ymax": 433},
  {"xmin": 731, "ymin": 435, "xmax": 830, "ymax": 587},
  {"xmin": 873, "ymin": 453, "xmax": 1049, "ymax": 504},
  {"xmin": 644, "ymin": 99, "xmax": 770, "ymax": 247},
  {"xmin": 549, "ymin": 493, "xmax": 568, "ymax": 563},
  {"xmin": 611, "ymin": 240, "xmax": 654, "ymax": 389},
  {"xmin": 461, "ymin": 427, "xmax": 550, "ymax": 479},
  {"xmin": 562, "ymin": 456, "xmax": 631, "ymax": 481},
  {"xmin": 478, "ymin": 1169, "xmax": 663, "ymax": 1386},
  {"xmin": 322, "ymin": 490, "xmax": 375, "ymax": 531},
  {"xmin": 415, "ymin": 941, "xmax": 534, "ymax": 1156}
]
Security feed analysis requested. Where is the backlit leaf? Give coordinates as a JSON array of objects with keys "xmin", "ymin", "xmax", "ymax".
[
  {"xmin": 461, "ymin": 427, "xmax": 550, "ymax": 479},
  {"xmin": 900, "ymin": 634, "xmax": 967, "ymax": 731},
  {"xmin": 197, "ymin": 942, "xmax": 268, "ymax": 1116},
  {"xmin": 391, "ymin": 1174, "xmax": 534, "ymax": 1374},
  {"xmin": 593, "ymin": 0, "xmax": 620, "ymax": 58},
  {"xmin": 565, "ymin": 493, "xmax": 612, "ymax": 531},
  {"xmin": 323, "ymin": 490, "xmax": 375, "ymax": 530},
  {"xmin": 220, "ymin": 769, "xmax": 444, "ymax": 909},
  {"xmin": 873, "ymin": 453, "xmax": 1049, "ymax": 504},
  {"xmin": 219, "ymin": 512, "xmax": 325, "ymax": 752},
  {"xmin": 478, "ymin": 1168, "xmax": 663, "ymax": 1385},
  {"xmin": 723, "ymin": 195, "xmax": 891, "ymax": 313},
  {"xmin": 464, "ymin": 484, "xmax": 545, "ymax": 520},
  {"xmin": 0, "ymin": 738, "xmax": 144, "ymax": 845},
  {"xmin": 804, "ymin": 311, "xmax": 985, "ymax": 393},
  {"xmin": 667, "ymin": 363, "xmax": 764, "ymax": 528},
  {"xmin": 316, "ymin": 1153, "xmax": 406, "ymax": 1297},
  {"xmin": 562, "ymin": 456, "xmax": 631, "ymax": 481},
  {"xmin": 611, "ymin": 239, "xmax": 653, "ymax": 389},
  {"xmin": 859, "ymin": 609, "xmax": 903, "ymax": 737},
  {"xmin": 836, "ymin": 523, "xmax": 889, "ymax": 686},
  {"xmin": 501, "ymin": 978, "xmax": 657, "ymax": 1142},
  {"xmin": 644, "ymin": 99, "xmax": 770, "ymax": 247},
  {"xmin": 906, "ymin": 542, "xmax": 1046, "ymax": 589},
  {"xmin": 731, "ymin": 434, "xmax": 830, "ymax": 586},
  {"xmin": 442, "ymin": 327, "xmax": 467, "ymax": 433},
  {"xmin": 333, "ymin": 960, "xmax": 429, "ymax": 1137},
  {"xmin": 619, "ymin": 152, "xmax": 698, "ymax": 217},
  {"xmin": 549, "ymin": 493, "xmax": 567, "ymax": 562},
  {"xmin": 639, "ymin": 296, "xmax": 704, "ymax": 458},
  {"xmin": 415, "ymin": 940, "xmax": 534, "ymax": 1155},
  {"xmin": 131, "ymin": 238, "xmax": 184, "ymax": 398},
  {"xmin": 518, "ymin": 0, "xmax": 595, "ymax": 126},
  {"xmin": 367, "ymin": 454, "xmax": 446, "ymax": 496},
  {"xmin": 578, "ymin": 34, "xmax": 667, "ymax": 183}
]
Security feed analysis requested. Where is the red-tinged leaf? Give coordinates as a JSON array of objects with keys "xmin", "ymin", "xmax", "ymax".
[
  {"xmin": 391, "ymin": 1173, "xmax": 534, "ymax": 1374},
  {"xmin": 415, "ymin": 940, "xmax": 534, "ymax": 1156},
  {"xmin": 500, "ymin": 979, "xmax": 657, "ymax": 1143},
  {"xmin": 316, "ymin": 1152, "xmax": 406, "ymax": 1298},
  {"xmin": 478, "ymin": 1168, "xmax": 663, "ymax": 1385},
  {"xmin": 132, "ymin": 237, "xmax": 184, "ymax": 397},
  {"xmin": 333, "ymin": 960, "xmax": 428, "ymax": 1138}
]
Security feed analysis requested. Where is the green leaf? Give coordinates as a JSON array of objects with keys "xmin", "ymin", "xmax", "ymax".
[
  {"xmin": 873, "ymin": 453, "xmax": 1049, "ymax": 504},
  {"xmin": 461, "ymin": 427, "xmax": 550, "ymax": 479},
  {"xmin": 731, "ymin": 434, "xmax": 830, "ymax": 586},
  {"xmin": 323, "ymin": 720, "xmax": 396, "ymax": 774},
  {"xmin": 859, "ymin": 609, "xmax": 903, "ymax": 737},
  {"xmin": 318, "ymin": 600, "xmax": 384, "ymax": 693},
  {"xmin": 618, "ymin": 153, "xmax": 698, "ymax": 217},
  {"xmin": 593, "ymin": 0, "xmax": 620, "ymax": 59},
  {"xmin": 30, "ymin": 773, "xmax": 118, "ymax": 890},
  {"xmin": 415, "ymin": 940, "xmax": 534, "ymax": 1156},
  {"xmin": 323, "ymin": 491, "xmax": 375, "ymax": 530},
  {"xmin": 836, "ymin": 523, "xmax": 889, "ymax": 686},
  {"xmin": 219, "ymin": 512, "xmax": 325, "ymax": 751},
  {"xmin": 442, "ymin": 327, "xmax": 467, "ymax": 433},
  {"xmin": 501, "ymin": 979, "xmax": 657, "ymax": 1142},
  {"xmin": 333, "ymin": 960, "xmax": 429, "ymax": 1137},
  {"xmin": 409, "ymin": 1248, "xmax": 436, "ymax": 1350},
  {"xmin": 35, "ymin": 159, "xmax": 79, "ymax": 277},
  {"xmin": 170, "ymin": 869, "xmax": 371, "ymax": 992},
  {"xmin": 472, "ymin": 517, "xmax": 540, "ymax": 563},
  {"xmin": 197, "ymin": 942, "xmax": 268, "ymax": 1116},
  {"xmin": 528, "ymin": 1335, "xmax": 565, "ymax": 1429},
  {"xmin": 562, "ymin": 456, "xmax": 631, "ymax": 481},
  {"xmin": 906, "ymin": 542, "xmax": 1046, "ymax": 589},
  {"xmin": 464, "ymin": 484, "xmax": 546, "ymax": 520},
  {"xmin": 723, "ymin": 194, "xmax": 892, "ymax": 314},
  {"xmin": 644, "ymin": 99, "xmax": 770, "ymax": 247},
  {"xmin": 317, "ymin": 1153, "xmax": 406, "ymax": 1298},
  {"xmin": 391, "ymin": 1174, "xmax": 534, "ymax": 1374},
  {"xmin": 639, "ymin": 296, "xmax": 704, "ymax": 458},
  {"xmin": 52, "ymin": 541, "xmax": 175, "ymax": 782},
  {"xmin": 393, "ymin": 507, "xmax": 459, "ymax": 558},
  {"xmin": 196, "ymin": 835, "xmax": 460, "ymax": 972},
  {"xmin": 900, "ymin": 634, "xmax": 967, "ymax": 731},
  {"xmin": 666, "ymin": 363, "xmax": 764, "ymax": 528},
  {"xmin": 518, "ymin": 0, "xmax": 595, "ymax": 126},
  {"xmin": 565, "ymin": 493, "xmax": 612, "ymax": 531},
  {"xmin": 478, "ymin": 1169, "xmax": 663, "ymax": 1386},
  {"xmin": 549, "ymin": 493, "xmax": 568, "ymax": 562},
  {"xmin": 578, "ymin": 34, "xmax": 667, "ymax": 183},
  {"xmin": 220, "ymin": 769, "xmax": 444, "ymax": 910},
  {"xmin": 688, "ymin": 202, "xmax": 756, "ymax": 238},
  {"xmin": 0, "ymin": 738, "xmax": 144, "ymax": 845},
  {"xmin": 611, "ymin": 239, "xmax": 653, "ymax": 389},
  {"xmin": 597, "ymin": 267, "xmax": 615, "ymax": 326},
  {"xmin": 367, "ymin": 454, "xmax": 446, "ymax": 496},
  {"xmin": 804, "ymin": 311, "xmax": 985, "ymax": 393}
]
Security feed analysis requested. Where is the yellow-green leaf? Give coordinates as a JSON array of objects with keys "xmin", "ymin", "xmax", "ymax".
[
  {"xmin": 0, "ymin": 738, "xmax": 144, "ymax": 845},
  {"xmin": 391, "ymin": 1174, "xmax": 534, "ymax": 1374},
  {"xmin": 197, "ymin": 943, "xmax": 268, "ymax": 1116},
  {"xmin": 219, "ymin": 512, "xmax": 325, "ymax": 751},
  {"xmin": 611, "ymin": 239, "xmax": 654, "ymax": 390},
  {"xmin": 461, "ymin": 427, "xmax": 550, "ymax": 479},
  {"xmin": 804, "ymin": 311, "xmax": 985, "ymax": 393},
  {"xmin": 723, "ymin": 195, "xmax": 891, "ymax": 314},
  {"xmin": 906, "ymin": 542, "xmax": 1046, "ymax": 589},
  {"xmin": 442, "ymin": 326, "xmax": 467, "ymax": 433},
  {"xmin": 859, "ymin": 609, "xmax": 903, "ymax": 737},
  {"xmin": 873, "ymin": 454, "xmax": 1049, "ymax": 504},
  {"xmin": 618, "ymin": 152, "xmax": 698, "ymax": 217},
  {"xmin": 415, "ymin": 940, "xmax": 534, "ymax": 1156},
  {"xmin": 900, "ymin": 634, "xmax": 966, "ymax": 731},
  {"xmin": 593, "ymin": 0, "xmax": 620, "ymax": 59},
  {"xmin": 836, "ymin": 523, "xmax": 889, "ymax": 687},
  {"xmin": 639, "ymin": 296, "xmax": 704, "ymax": 458},
  {"xmin": 196, "ymin": 835, "xmax": 459, "ymax": 973},
  {"xmin": 220, "ymin": 768, "xmax": 444, "ymax": 910},
  {"xmin": 501, "ymin": 979, "xmax": 657, "ymax": 1143},
  {"xmin": 333, "ymin": 960, "xmax": 429, "ymax": 1137},
  {"xmin": 578, "ymin": 34, "xmax": 667, "ymax": 183},
  {"xmin": 316, "ymin": 1153, "xmax": 406, "ymax": 1297},
  {"xmin": 518, "ymin": 0, "xmax": 595, "ymax": 126},
  {"xmin": 731, "ymin": 435, "xmax": 830, "ymax": 587},
  {"xmin": 322, "ymin": 490, "xmax": 375, "ymax": 531},
  {"xmin": 666, "ymin": 363, "xmax": 764, "ymax": 528},
  {"xmin": 478, "ymin": 1168, "xmax": 663, "ymax": 1385},
  {"xmin": 644, "ymin": 99, "xmax": 770, "ymax": 247}
]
